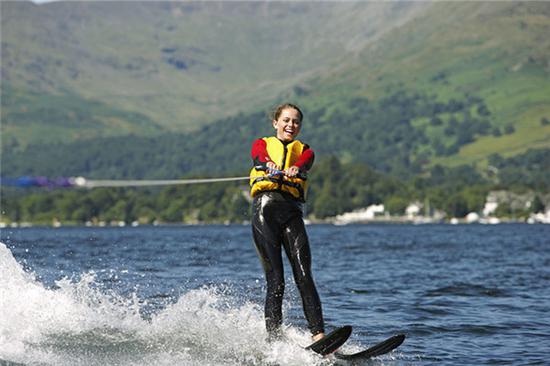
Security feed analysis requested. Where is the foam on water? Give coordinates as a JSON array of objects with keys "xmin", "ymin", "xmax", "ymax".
[{"xmin": 0, "ymin": 242, "xmax": 328, "ymax": 366}]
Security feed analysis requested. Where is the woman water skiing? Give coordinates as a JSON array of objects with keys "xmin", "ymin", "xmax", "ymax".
[{"xmin": 249, "ymin": 103, "xmax": 325, "ymax": 343}]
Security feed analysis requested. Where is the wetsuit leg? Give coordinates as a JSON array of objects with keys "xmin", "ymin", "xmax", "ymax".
[
  {"xmin": 251, "ymin": 194, "xmax": 286, "ymax": 337},
  {"xmin": 282, "ymin": 215, "xmax": 325, "ymax": 336}
]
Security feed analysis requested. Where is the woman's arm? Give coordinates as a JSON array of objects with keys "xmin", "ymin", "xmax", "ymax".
[
  {"xmin": 251, "ymin": 139, "xmax": 272, "ymax": 168},
  {"xmin": 293, "ymin": 146, "xmax": 314, "ymax": 171}
]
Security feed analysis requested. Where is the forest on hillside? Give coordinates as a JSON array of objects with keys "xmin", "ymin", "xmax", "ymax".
[
  {"xmin": 3, "ymin": 89, "xmax": 549, "ymax": 224},
  {"xmin": 3, "ymin": 90, "xmax": 523, "ymax": 180},
  {"xmin": 1, "ymin": 149, "xmax": 548, "ymax": 225}
]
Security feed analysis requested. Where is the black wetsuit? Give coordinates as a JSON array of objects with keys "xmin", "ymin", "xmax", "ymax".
[{"xmin": 252, "ymin": 190, "xmax": 324, "ymax": 337}]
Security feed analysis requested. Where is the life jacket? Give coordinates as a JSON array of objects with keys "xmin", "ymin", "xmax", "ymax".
[{"xmin": 249, "ymin": 137, "xmax": 308, "ymax": 201}]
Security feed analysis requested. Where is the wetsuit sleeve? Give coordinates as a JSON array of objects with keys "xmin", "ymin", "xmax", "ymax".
[
  {"xmin": 251, "ymin": 138, "xmax": 271, "ymax": 168},
  {"xmin": 293, "ymin": 145, "xmax": 314, "ymax": 172}
]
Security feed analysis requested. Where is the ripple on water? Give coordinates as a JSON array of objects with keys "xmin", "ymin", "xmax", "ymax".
[{"xmin": 424, "ymin": 283, "xmax": 512, "ymax": 298}]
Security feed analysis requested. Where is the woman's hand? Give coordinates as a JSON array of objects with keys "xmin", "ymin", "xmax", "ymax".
[
  {"xmin": 284, "ymin": 166, "xmax": 300, "ymax": 177},
  {"xmin": 266, "ymin": 161, "xmax": 281, "ymax": 174}
]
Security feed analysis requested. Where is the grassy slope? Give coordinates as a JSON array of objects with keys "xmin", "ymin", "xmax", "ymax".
[
  {"xmin": 1, "ymin": 1, "xmax": 425, "ymax": 143},
  {"xmin": 297, "ymin": 2, "xmax": 550, "ymax": 167},
  {"xmin": 1, "ymin": 2, "xmax": 548, "ymax": 170},
  {"xmin": 1, "ymin": 85, "xmax": 161, "ymax": 146},
  {"xmin": 435, "ymin": 3, "xmax": 550, "ymax": 166}
]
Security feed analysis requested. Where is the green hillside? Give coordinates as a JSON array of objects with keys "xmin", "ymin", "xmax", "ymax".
[
  {"xmin": 3, "ymin": 93, "xmax": 548, "ymax": 186},
  {"xmin": 1, "ymin": 1, "xmax": 426, "ymax": 145},
  {"xmin": 1, "ymin": 85, "xmax": 160, "ymax": 147},
  {"xmin": 294, "ymin": 2, "xmax": 550, "ymax": 167},
  {"xmin": 1, "ymin": 1, "xmax": 549, "ymax": 177}
]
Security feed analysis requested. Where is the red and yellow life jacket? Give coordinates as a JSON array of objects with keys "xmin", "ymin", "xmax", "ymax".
[{"xmin": 249, "ymin": 137, "xmax": 308, "ymax": 201}]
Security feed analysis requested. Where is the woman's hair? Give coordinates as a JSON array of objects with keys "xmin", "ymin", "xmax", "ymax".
[{"xmin": 271, "ymin": 103, "xmax": 303, "ymax": 122}]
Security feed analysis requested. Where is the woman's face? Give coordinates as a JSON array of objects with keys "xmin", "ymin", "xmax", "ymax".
[{"xmin": 273, "ymin": 108, "xmax": 302, "ymax": 142}]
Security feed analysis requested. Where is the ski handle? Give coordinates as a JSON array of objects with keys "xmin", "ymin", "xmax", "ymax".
[{"xmin": 254, "ymin": 165, "xmax": 308, "ymax": 180}]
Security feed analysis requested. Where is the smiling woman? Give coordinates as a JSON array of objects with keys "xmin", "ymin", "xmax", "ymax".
[
  {"xmin": 272, "ymin": 104, "xmax": 303, "ymax": 143},
  {"xmin": 249, "ymin": 104, "xmax": 313, "ymax": 202},
  {"xmin": 248, "ymin": 103, "xmax": 328, "ymax": 343}
]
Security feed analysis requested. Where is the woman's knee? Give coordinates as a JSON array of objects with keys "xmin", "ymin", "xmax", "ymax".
[{"xmin": 266, "ymin": 271, "xmax": 285, "ymax": 297}]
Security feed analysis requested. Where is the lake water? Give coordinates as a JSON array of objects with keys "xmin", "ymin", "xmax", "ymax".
[{"xmin": 1, "ymin": 224, "xmax": 549, "ymax": 365}]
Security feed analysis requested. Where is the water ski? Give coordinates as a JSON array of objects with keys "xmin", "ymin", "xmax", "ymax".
[
  {"xmin": 305, "ymin": 325, "xmax": 352, "ymax": 356},
  {"xmin": 334, "ymin": 333, "xmax": 405, "ymax": 362}
]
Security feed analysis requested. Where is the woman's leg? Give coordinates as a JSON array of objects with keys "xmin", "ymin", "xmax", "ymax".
[
  {"xmin": 252, "ymin": 195, "xmax": 285, "ymax": 338},
  {"xmin": 282, "ymin": 216, "xmax": 325, "ymax": 336}
]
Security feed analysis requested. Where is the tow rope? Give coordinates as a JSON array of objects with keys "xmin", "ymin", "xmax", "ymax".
[{"xmin": 0, "ymin": 176, "xmax": 250, "ymax": 189}]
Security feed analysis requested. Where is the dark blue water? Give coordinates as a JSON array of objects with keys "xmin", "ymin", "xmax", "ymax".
[{"xmin": 1, "ymin": 224, "xmax": 549, "ymax": 365}]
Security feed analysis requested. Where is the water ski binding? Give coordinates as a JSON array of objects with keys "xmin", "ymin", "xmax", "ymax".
[{"xmin": 305, "ymin": 325, "xmax": 352, "ymax": 356}]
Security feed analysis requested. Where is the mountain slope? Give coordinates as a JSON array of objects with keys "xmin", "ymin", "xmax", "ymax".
[
  {"xmin": 1, "ymin": 1, "xmax": 548, "ymax": 178},
  {"xmin": 294, "ymin": 2, "xmax": 550, "ymax": 167},
  {"xmin": 1, "ymin": 1, "xmax": 428, "ymax": 145}
]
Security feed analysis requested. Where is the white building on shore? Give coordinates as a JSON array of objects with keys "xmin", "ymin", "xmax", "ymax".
[{"xmin": 334, "ymin": 204, "xmax": 385, "ymax": 225}]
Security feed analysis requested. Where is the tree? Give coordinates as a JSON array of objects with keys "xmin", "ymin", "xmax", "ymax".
[
  {"xmin": 385, "ymin": 196, "xmax": 408, "ymax": 215},
  {"xmin": 445, "ymin": 194, "xmax": 469, "ymax": 218},
  {"xmin": 531, "ymin": 195, "xmax": 545, "ymax": 213}
]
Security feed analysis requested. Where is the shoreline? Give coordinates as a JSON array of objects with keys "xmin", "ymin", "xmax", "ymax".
[{"xmin": 1, "ymin": 216, "xmax": 547, "ymax": 229}]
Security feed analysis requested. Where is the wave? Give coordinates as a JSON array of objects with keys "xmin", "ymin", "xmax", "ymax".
[
  {"xmin": 424, "ymin": 283, "xmax": 510, "ymax": 298},
  {"xmin": 0, "ymin": 242, "xmax": 326, "ymax": 366}
]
